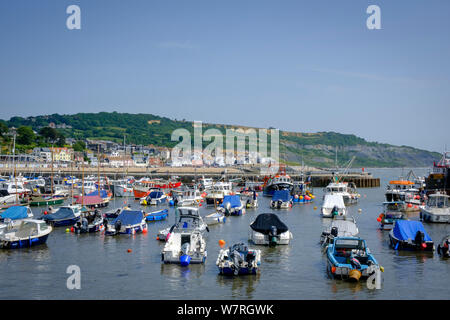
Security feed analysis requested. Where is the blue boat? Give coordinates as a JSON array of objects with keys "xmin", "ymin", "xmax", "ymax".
[
  {"xmin": 270, "ymin": 190, "xmax": 293, "ymax": 209},
  {"xmin": 216, "ymin": 243, "xmax": 261, "ymax": 275},
  {"xmin": 41, "ymin": 205, "xmax": 82, "ymax": 227},
  {"xmin": 141, "ymin": 190, "xmax": 167, "ymax": 206},
  {"xmin": 327, "ymin": 237, "xmax": 381, "ymax": 281},
  {"xmin": 104, "ymin": 210, "xmax": 147, "ymax": 235},
  {"xmin": 263, "ymin": 174, "xmax": 293, "ymax": 197},
  {"xmin": 389, "ymin": 220, "xmax": 434, "ymax": 251},
  {"xmin": 220, "ymin": 195, "xmax": 245, "ymax": 216},
  {"xmin": 0, "ymin": 219, "xmax": 52, "ymax": 249},
  {"xmin": 0, "ymin": 206, "xmax": 33, "ymax": 222},
  {"xmin": 145, "ymin": 209, "xmax": 169, "ymax": 221}
]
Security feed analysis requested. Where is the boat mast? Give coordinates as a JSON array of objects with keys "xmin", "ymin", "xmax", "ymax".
[
  {"xmin": 81, "ymin": 158, "xmax": 84, "ymax": 206},
  {"xmin": 97, "ymin": 144, "xmax": 100, "ymax": 195},
  {"xmin": 51, "ymin": 145, "xmax": 54, "ymax": 196},
  {"xmin": 13, "ymin": 134, "xmax": 18, "ymax": 204},
  {"xmin": 70, "ymin": 152, "xmax": 74, "ymax": 205}
]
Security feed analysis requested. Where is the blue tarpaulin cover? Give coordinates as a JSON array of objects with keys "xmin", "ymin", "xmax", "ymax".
[
  {"xmin": 0, "ymin": 206, "xmax": 28, "ymax": 220},
  {"xmin": 43, "ymin": 207, "xmax": 77, "ymax": 221},
  {"xmin": 272, "ymin": 190, "xmax": 291, "ymax": 202},
  {"xmin": 86, "ymin": 189, "xmax": 108, "ymax": 198},
  {"xmin": 113, "ymin": 210, "xmax": 144, "ymax": 225},
  {"xmin": 393, "ymin": 220, "xmax": 432, "ymax": 241},
  {"xmin": 221, "ymin": 195, "xmax": 242, "ymax": 208}
]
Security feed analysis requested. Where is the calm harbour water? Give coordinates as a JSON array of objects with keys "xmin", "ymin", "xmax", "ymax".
[{"xmin": 0, "ymin": 168, "xmax": 449, "ymax": 300}]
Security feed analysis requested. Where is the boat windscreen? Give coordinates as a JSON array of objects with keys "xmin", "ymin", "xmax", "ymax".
[{"xmin": 334, "ymin": 239, "xmax": 364, "ymax": 249}]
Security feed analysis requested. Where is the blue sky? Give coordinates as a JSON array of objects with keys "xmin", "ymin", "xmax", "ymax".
[{"xmin": 0, "ymin": 0, "xmax": 449, "ymax": 152}]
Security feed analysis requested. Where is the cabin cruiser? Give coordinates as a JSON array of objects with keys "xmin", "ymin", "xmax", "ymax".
[
  {"xmin": 104, "ymin": 210, "xmax": 147, "ymax": 235},
  {"xmin": 140, "ymin": 189, "xmax": 167, "ymax": 205},
  {"xmin": 0, "ymin": 218, "xmax": 52, "ymax": 249},
  {"xmin": 378, "ymin": 201, "xmax": 405, "ymax": 230},
  {"xmin": 205, "ymin": 182, "xmax": 233, "ymax": 205},
  {"xmin": 321, "ymin": 194, "xmax": 347, "ymax": 218},
  {"xmin": 42, "ymin": 205, "xmax": 82, "ymax": 227},
  {"xmin": 216, "ymin": 242, "xmax": 261, "ymax": 275},
  {"xmin": 0, "ymin": 190, "xmax": 18, "ymax": 205},
  {"xmin": 326, "ymin": 237, "xmax": 381, "ymax": 282},
  {"xmin": 0, "ymin": 181, "xmax": 28, "ymax": 197},
  {"xmin": 320, "ymin": 216, "xmax": 359, "ymax": 249},
  {"xmin": 323, "ymin": 181, "xmax": 359, "ymax": 205},
  {"xmin": 270, "ymin": 190, "xmax": 293, "ymax": 209},
  {"xmin": 389, "ymin": 220, "xmax": 434, "ymax": 252},
  {"xmin": 172, "ymin": 188, "xmax": 203, "ymax": 207},
  {"xmin": 420, "ymin": 192, "xmax": 450, "ymax": 223},
  {"xmin": 249, "ymin": 213, "xmax": 292, "ymax": 246},
  {"xmin": 162, "ymin": 229, "xmax": 207, "ymax": 266},
  {"xmin": 157, "ymin": 207, "xmax": 209, "ymax": 242}
]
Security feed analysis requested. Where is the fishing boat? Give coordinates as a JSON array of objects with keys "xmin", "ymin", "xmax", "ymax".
[
  {"xmin": 145, "ymin": 208, "xmax": 169, "ymax": 222},
  {"xmin": 249, "ymin": 213, "xmax": 292, "ymax": 246},
  {"xmin": 198, "ymin": 177, "xmax": 213, "ymax": 191},
  {"xmin": 389, "ymin": 220, "xmax": 434, "ymax": 252},
  {"xmin": 161, "ymin": 229, "xmax": 207, "ymax": 265},
  {"xmin": 269, "ymin": 190, "xmax": 293, "ymax": 209},
  {"xmin": 220, "ymin": 195, "xmax": 245, "ymax": 216},
  {"xmin": 104, "ymin": 210, "xmax": 147, "ymax": 235},
  {"xmin": 291, "ymin": 176, "xmax": 315, "ymax": 203},
  {"xmin": 320, "ymin": 217, "xmax": 359, "ymax": 249},
  {"xmin": 140, "ymin": 189, "xmax": 167, "ymax": 206},
  {"xmin": 377, "ymin": 201, "xmax": 405, "ymax": 230},
  {"xmin": 0, "ymin": 219, "xmax": 52, "ymax": 249},
  {"xmin": 385, "ymin": 180, "xmax": 422, "ymax": 211},
  {"xmin": 425, "ymin": 151, "xmax": 450, "ymax": 195},
  {"xmin": 73, "ymin": 209, "xmax": 104, "ymax": 233},
  {"xmin": 0, "ymin": 205, "xmax": 33, "ymax": 221},
  {"xmin": 0, "ymin": 181, "xmax": 29, "ymax": 198},
  {"xmin": 216, "ymin": 242, "xmax": 261, "ymax": 275},
  {"xmin": 437, "ymin": 235, "xmax": 450, "ymax": 258},
  {"xmin": 323, "ymin": 181, "xmax": 360, "ymax": 206},
  {"xmin": 321, "ymin": 194, "xmax": 347, "ymax": 218},
  {"xmin": 28, "ymin": 194, "xmax": 64, "ymax": 207},
  {"xmin": 172, "ymin": 188, "xmax": 203, "ymax": 207},
  {"xmin": 204, "ymin": 210, "xmax": 227, "ymax": 225},
  {"xmin": 326, "ymin": 237, "xmax": 381, "ymax": 282},
  {"xmin": 205, "ymin": 182, "xmax": 233, "ymax": 205},
  {"xmin": 42, "ymin": 205, "xmax": 82, "ymax": 227},
  {"xmin": 420, "ymin": 192, "xmax": 450, "ymax": 223},
  {"xmin": 262, "ymin": 165, "xmax": 293, "ymax": 197}
]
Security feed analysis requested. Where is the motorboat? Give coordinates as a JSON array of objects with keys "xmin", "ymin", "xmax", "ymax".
[
  {"xmin": 377, "ymin": 201, "xmax": 405, "ymax": 230},
  {"xmin": 437, "ymin": 235, "xmax": 450, "ymax": 258},
  {"xmin": 385, "ymin": 180, "xmax": 422, "ymax": 211},
  {"xmin": 198, "ymin": 177, "xmax": 214, "ymax": 191},
  {"xmin": 241, "ymin": 190, "xmax": 258, "ymax": 209},
  {"xmin": 205, "ymin": 182, "xmax": 233, "ymax": 205},
  {"xmin": 220, "ymin": 195, "xmax": 245, "ymax": 216},
  {"xmin": 0, "ymin": 190, "xmax": 18, "ymax": 205},
  {"xmin": 145, "ymin": 209, "xmax": 169, "ymax": 222},
  {"xmin": 323, "ymin": 181, "xmax": 360, "ymax": 205},
  {"xmin": 0, "ymin": 181, "xmax": 29, "ymax": 197},
  {"xmin": 113, "ymin": 179, "xmax": 134, "ymax": 197},
  {"xmin": 326, "ymin": 237, "xmax": 381, "ymax": 282},
  {"xmin": 42, "ymin": 205, "xmax": 82, "ymax": 227},
  {"xmin": 172, "ymin": 188, "xmax": 204, "ymax": 207},
  {"xmin": 262, "ymin": 173, "xmax": 293, "ymax": 197},
  {"xmin": 321, "ymin": 194, "xmax": 347, "ymax": 218},
  {"xmin": 0, "ymin": 206, "xmax": 33, "ymax": 222},
  {"xmin": 320, "ymin": 217, "xmax": 359, "ymax": 249},
  {"xmin": 248, "ymin": 213, "xmax": 292, "ymax": 246},
  {"xmin": 103, "ymin": 206, "xmax": 131, "ymax": 219},
  {"xmin": 269, "ymin": 190, "xmax": 293, "ymax": 209},
  {"xmin": 0, "ymin": 218, "xmax": 52, "ymax": 249},
  {"xmin": 141, "ymin": 189, "xmax": 167, "ymax": 206},
  {"xmin": 420, "ymin": 192, "xmax": 450, "ymax": 223},
  {"xmin": 104, "ymin": 210, "xmax": 147, "ymax": 235},
  {"xmin": 161, "ymin": 229, "xmax": 207, "ymax": 265},
  {"xmin": 204, "ymin": 210, "xmax": 227, "ymax": 226},
  {"xmin": 73, "ymin": 209, "xmax": 104, "ymax": 233},
  {"xmin": 216, "ymin": 242, "xmax": 261, "ymax": 275},
  {"xmin": 157, "ymin": 207, "xmax": 209, "ymax": 241},
  {"xmin": 389, "ymin": 220, "xmax": 434, "ymax": 252}
]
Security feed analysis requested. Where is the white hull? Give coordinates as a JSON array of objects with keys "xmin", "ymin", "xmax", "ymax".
[
  {"xmin": 420, "ymin": 207, "xmax": 450, "ymax": 223},
  {"xmin": 248, "ymin": 229, "xmax": 292, "ymax": 245}
]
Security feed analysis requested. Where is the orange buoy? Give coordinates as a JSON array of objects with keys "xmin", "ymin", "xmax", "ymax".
[
  {"xmin": 219, "ymin": 240, "xmax": 226, "ymax": 248},
  {"xmin": 70, "ymin": 227, "xmax": 74, "ymax": 233},
  {"xmin": 127, "ymin": 249, "xmax": 132, "ymax": 253},
  {"xmin": 142, "ymin": 228, "xmax": 148, "ymax": 234},
  {"xmin": 156, "ymin": 236, "xmax": 160, "ymax": 240}
]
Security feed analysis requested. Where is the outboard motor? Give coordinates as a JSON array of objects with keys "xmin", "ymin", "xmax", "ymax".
[
  {"xmin": 114, "ymin": 220, "xmax": 122, "ymax": 235},
  {"xmin": 224, "ymin": 202, "xmax": 231, "ymax": 216},
  {"xmin": 330, "ymin": 227, "xmax": 338, "ymax": 237},
  {"xmin": 81, "ymin": 217, "xmax": 88, "ymax": 232},
  {"xmin": 269, "ymin": 226, "xmax": 278, "ymax": 246},
  {"xmin": 277, "ymin": 200, "xmax": 282, "ymax": 209},
  {"xmin": 414, "ymin": 231, "xmax": 425, "ymax": 247}
]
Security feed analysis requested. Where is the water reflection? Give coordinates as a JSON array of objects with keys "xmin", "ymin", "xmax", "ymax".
[{"xmin": 215, "ymin": 274, "xmax": 260, "ymax": 299}]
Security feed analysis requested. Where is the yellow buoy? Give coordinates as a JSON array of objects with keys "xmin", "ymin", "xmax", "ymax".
[
  {"xmin": 313, "ymin": 206, "xmax": 317, "ymax": 210},
  {"xmin": 380, "ymin": 266, "xmax": 384, "ymax": 272},
  {"xmin": 142, "ymin": 199, "xmax": 147, "ymax": 206}
]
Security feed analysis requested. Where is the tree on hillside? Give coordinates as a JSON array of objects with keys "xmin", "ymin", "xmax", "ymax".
[
  {"xmin": 73, "ymin": 140, "xmax": 86, "ymax": 152},
  {"xmin": 17, "ymin": 126, "xmax": 35, "ymax": 145},
  {"xmin": 0, "ymin": 122, "xmax": 8, "ymax": 137},
  {"xmin": 39, "ymin": 126, "xmax": 59, "ymax": 143}
]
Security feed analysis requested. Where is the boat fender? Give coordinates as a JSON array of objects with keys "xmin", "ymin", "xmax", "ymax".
[
  {"xmin": 277, "ymin": 200, "xmax": 282, "ymax": 209},
  {"xmin": 180, "ymin": 254, "xmax": 191, "ymax": 267}
]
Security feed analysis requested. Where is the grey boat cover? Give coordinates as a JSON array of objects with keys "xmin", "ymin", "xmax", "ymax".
[
  {"xmin": 326, "ymin": 219, "xmax": 359, "ymax": 237},
  {"xmin": 250, "ymin": 213, "xmax": 288, "ymax": 235}
]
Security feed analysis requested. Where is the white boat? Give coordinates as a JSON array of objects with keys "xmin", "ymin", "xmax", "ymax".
[
  {"xmin": 320, "ymin": 217, "xmax": 359, "ymax": 249},
  {"xmin": 241, "ymin": 190, "xmax": 258, "ymax": 208},
  {"xmin": 198, "ymin": 177, "xmax": 214, "ymax": 190},
  {"xmin": 204, "ymin": 210, "xmax": 227, "ymax": 225},
  {"xmin": 0, "ymin": 218, "xmax": 52, "ymax": 249},
  {"xmin": 269, "ymin": 190, "xmax": 293, "ymax": 209},
  {"xmin": 114, "ymin": 179, "xmax": 134, "ymax": 197},
  {"xmin": 157, "ymin": 207, "xmax": 209, "ymax": 241},
  {"xmin": 420, "ymin": 192, "xmax": 450, "ymax": 223},
  {"xmin": 140, "ymin": 189, "xmax": 167, "ymax": 205},
  {"xmin": 205, "ymin": 182, "xmax": 233, "ymax": 205},
  {"xmin": 0, "ymin": 181, "xmax": 28, "ymax": 197},
  {"xmin": 385, "ymin": 180, "xmax": 422, "ymax": 211},
  {"xmin": 323, "ymin": 182, "xmax": 359, "ymax": 205},
  {"xmin": 216, "ymin": 242, "xmax": 261, "ymax": 275},
  {"xmin": 321, "ymin": 194, "xmax": 347, "ymax": 218},
  {"xmin": 0, "ymin": 190, "xmax": 17, "ymax": 205},
  {"xmin": 173, "ymin": 188, "xmax": 204, "ymax": 207},
  {"xmin": 248, "ymin": 213, "xmax": 292, "ymax": 246},
  {"xmin": 162, "ymin": 229, "xmax": 207, "ymax": 265},
  {"xmin": 0, "ymin": 206, "xmax": 33, "ymax": 221}
]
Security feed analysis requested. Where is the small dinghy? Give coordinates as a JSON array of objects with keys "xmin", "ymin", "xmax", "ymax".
[
  {"xmin": 249, "ymin": 213, "xmax": 292, "ymax": 246},
  {"xmin": 73, "ymin": 209, "xmax": 104, "ymax": 234},
  {"xmin": 141, "ymin": 190, "xmax": 167, "ymax": 206},
  {"xmin": 242, "ymin": 190, "xmax": 258, "ymax": 209},
  {"xmin": 104, "ymin": 210, "xmax": 147, "ymax": 235},
  {"xmin": 0, "ymin": 206, "xmax": 33, "ymax": 222},
  {"xmin": 377, "ymin": 201, "xmax": 405, "ymax": 230},
  {"xmin": 327, "ymin": 237, "xmax": 382, "ymax": 282},
  {"xmin": 320, "ymin": 217, "xmax": 359, "ymax": 249},
  {"xmin": 162, "ymin": 229, "xmax": 207, "ymax": 265},
  {"xmin": 270, "ymin": 190, "xmax": 293, "ymax": 209},
  {"xmin": 0, "ymin": 219, "xmax": 52, "ymax": 249},
  {"xmin": 42, "ymin": 205, "xmax": 82, "ymax": 227},
  {"xmin": 204, "ymin": 210, "xmax": 227, "ymax": 226},
  {"xmin": 216, "ymin": 242, "xmax": 261, "ymax": 275},
  {"xmin": 321, "ymin": 194, "xmax": 346, "ymax": 218},
  {"xmin": 389, "ymin": 220, "xmax": 434, "ymax": 252},
  {"xmin": 220, "ymin": 195, "xmax": 245, "ymax": 216},
  {"xmin": 145, "ymin": 209, "xmax": 169, "ymax": 222},
  {"xmin": 437, "ymin": 235, "xmax": 450, "ymax": 258}
]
